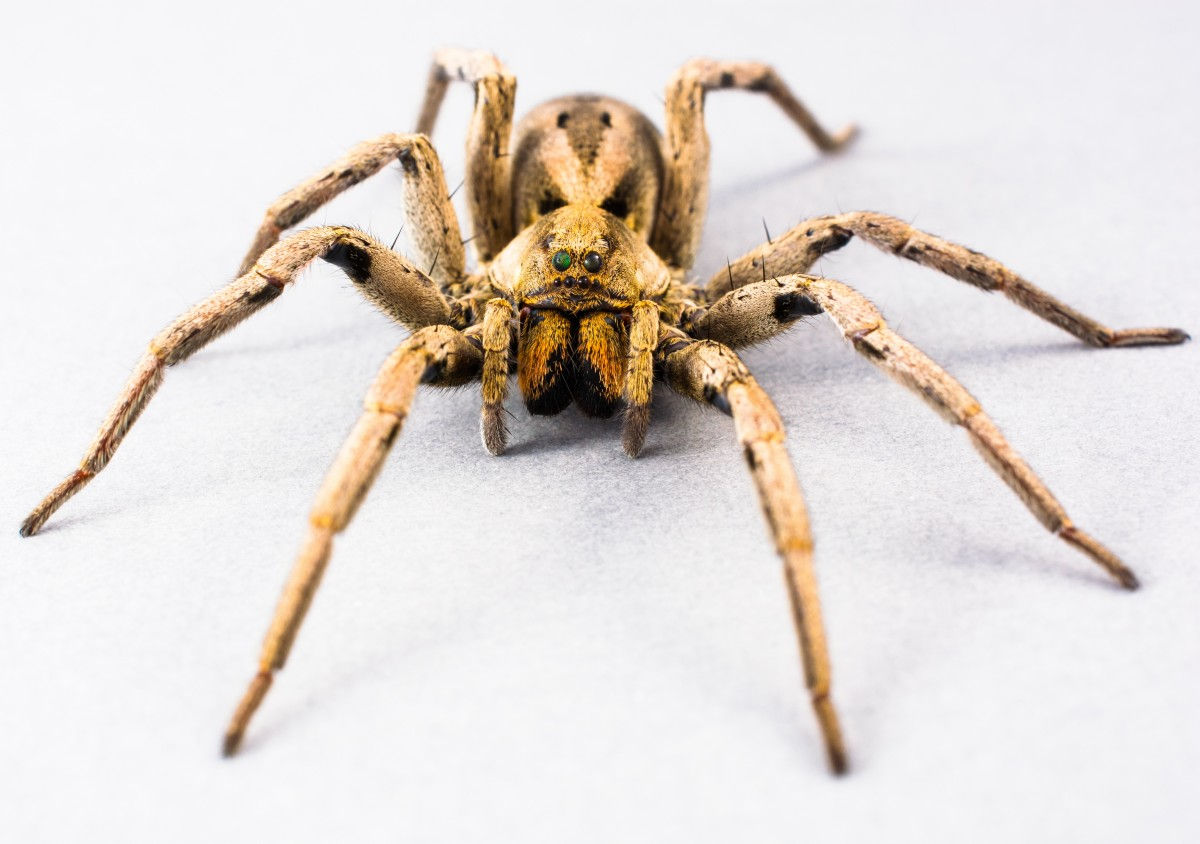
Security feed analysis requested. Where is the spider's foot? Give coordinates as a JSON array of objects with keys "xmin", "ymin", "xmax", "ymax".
[
  {"xmin": 19, "ymin": 469, "xmax": 95, "ymax": 537},
  {"xmin": 221, "ymin": 729, "xmax": 243, "ymax": 758},
  {"xmin": 18, "ymin": 513, "xmax": 43, "ymax": 538},
  {"xmin": 1059, "ymin": 525, "xmax": 1140, "ymax": 590},
  {"xmin": 1106, "ymin": 327, "xmax": 1189, "ymax": 347},
  {"xmin": 223, "ymin": 670, "xmax": 273, "ymax": 758},
  {"xmin": 828, "ymin": 123, "xmax": 860, "ymax": 152},
  {"xmin": 812, "ymin": 694, "xmax": 849, "ymax": 776}
]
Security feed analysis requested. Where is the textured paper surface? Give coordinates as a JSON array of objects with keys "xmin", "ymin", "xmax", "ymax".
[{"xmin": 2, "ymin": 1, "xmax": 1198, "ymax": 841}]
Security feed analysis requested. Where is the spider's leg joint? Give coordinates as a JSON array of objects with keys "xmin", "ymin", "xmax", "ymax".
[
  {"xmin": 362, "ymin": 400, "xmax": 408, "ymax": 419},
  {"xmin": 252, "ymin": 268, "xmax": 289, "ymax": 291},
  {"xmin": 849, "ymin": 323, "xmax": 882, "ymax": 342},
  {"xmin": 848, "ymin": 322, "xmax": 886, "ymax": 359}
]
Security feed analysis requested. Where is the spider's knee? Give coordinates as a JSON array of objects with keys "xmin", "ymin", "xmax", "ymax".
[{"xmin": 409, "ymin": 325, "xmax": 483, "ymax": 387}]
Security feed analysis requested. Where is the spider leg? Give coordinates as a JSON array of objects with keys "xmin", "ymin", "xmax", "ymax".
[
  {"xmin": 653, "ymin": 59, "xmax": 857, "ymax": 271},
  {"xmin": 415, "ymin": 48, "xmax": 516, "ymax": 262},
  {"xmin": 705, "ymin": 212, "xmax": 1188, "ymax": 347},
  {"xmin": 686, "ymin": 276, "xmax": 828, "ymax": 349},
  {"xmin": 712, "ymin": 274, "xmax": 1142, "ymax": 587},
  {"xmin": 659, "ymin": 333, "xmax": 847, "ymax": 774},
  {"xmin": 223, "ymin": 325, "xmax": 482, "ymax": 756},
  {"xmin": 237, "ymin": 134, "xmax": 465, "ymax": 285},
  {"xmin": 20, "ymin": 228, "xmax": 454, "ymax": 537}
]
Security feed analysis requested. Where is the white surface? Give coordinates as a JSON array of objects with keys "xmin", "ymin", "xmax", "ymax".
[{"xmin": 2, "ymin": 1, "xmax": 1198, "ymax": 842}]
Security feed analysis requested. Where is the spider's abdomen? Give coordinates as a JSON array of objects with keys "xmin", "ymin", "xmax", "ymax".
[{"xmin": 511, "ymin": 96, "xmax": 663, "ymax": 240}]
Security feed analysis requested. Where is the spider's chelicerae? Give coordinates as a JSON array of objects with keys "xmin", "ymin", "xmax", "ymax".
[{"xmin": 20, "ymin": 49, "xmax": 1188, "ymax": 774}]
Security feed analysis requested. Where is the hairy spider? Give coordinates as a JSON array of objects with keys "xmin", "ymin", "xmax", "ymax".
[{"xmin": 19, "ymin": 49, "xmax": 1188, "ymax": 774}]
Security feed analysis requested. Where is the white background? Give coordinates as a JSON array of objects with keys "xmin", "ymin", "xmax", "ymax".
[{"xmin": 2, "ymin": 1, "xmax": 1198, "ymax": 841}]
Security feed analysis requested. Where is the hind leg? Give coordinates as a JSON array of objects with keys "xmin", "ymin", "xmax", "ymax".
[
  {"xmin": 415, "ymin": 48, "xmax": 517, "ymax": 262},
  {"xmin": 653, "ymin": 59, "xmax": 857, "ymax": 271}
]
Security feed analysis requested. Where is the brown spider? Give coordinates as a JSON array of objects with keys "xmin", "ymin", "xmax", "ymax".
[{"xmin": 18, "ymin": 48, "xmax": 1188, "ymax": 774}]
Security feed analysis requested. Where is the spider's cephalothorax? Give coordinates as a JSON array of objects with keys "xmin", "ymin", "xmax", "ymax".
[{"xmin": 19, "ymin": 49, "xmax": 1188, "ymax": 775}]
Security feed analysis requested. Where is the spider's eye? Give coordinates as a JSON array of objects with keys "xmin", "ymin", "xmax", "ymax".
[
  {"xmin": 582, "ymin": 251, "xmax": 603, "ymax": 274},
  {"xmin": 552, "ymin": 250, "xmax": 572, "ymax": 272}
]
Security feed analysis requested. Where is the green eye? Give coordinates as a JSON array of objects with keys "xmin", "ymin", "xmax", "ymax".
[
  {"xmin": 552, "ymin": 250, "xmax": 571, "ymax": 272},
  {"xmin": 582, "ymin": 251, "xmax": 603, "ymax": 273}
]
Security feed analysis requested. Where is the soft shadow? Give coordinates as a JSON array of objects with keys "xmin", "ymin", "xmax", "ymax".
[
  {"xmin": 241, "ymin": 599, "xmax": 505, "ymax": 754},
  {"xmin": 709, "ymin": 155, "xmax": 850, "ymax": 203},
  {"xmin": 196, "ymin": 324, "xmax": 396, "ymax": 361},
  {"xmin": 933, "ymin": 338, "xmax": 1129, "ymax": 368}
]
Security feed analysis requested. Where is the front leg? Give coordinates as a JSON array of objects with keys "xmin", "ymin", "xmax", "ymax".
[
  {"xmin": 702, "ymin": 274, "xmax": 1144, "ymax": 588},
  {"xmin": 20, "ymin": 228, "xmax": 453, "ymax": 537},
  {"xmin": 415, "ymin": 48, "xmax": 517, "ymax": 262},
  {"xmin": 653, "ymin": 59, "xmax": 857, "ymax": 272},
  {"xmin": 660, "ymin": 333, "xmax": 847, "ymax": 774},
  {"xmin": 224, "ymin": 325, "xmax": 482, "ymax": 756},
  {"xmin": 237, "ymin": 134, "xmax": 464, "ymax": 285}
]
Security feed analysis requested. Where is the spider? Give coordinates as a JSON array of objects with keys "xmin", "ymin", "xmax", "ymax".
[{"xmin": 18, "ymin": 48, "xmax": 1188, "ymax": 775}]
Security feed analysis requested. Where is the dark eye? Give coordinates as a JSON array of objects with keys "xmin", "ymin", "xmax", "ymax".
[
  {"xmin": 552, "ymin": 250, "xmax": 572, "ymax": 272},
  {"xmin": 582, "ymin": 251, "xmax": 603, "ymax": 273}
]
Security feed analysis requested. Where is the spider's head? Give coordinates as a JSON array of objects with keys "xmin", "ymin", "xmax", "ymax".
[{"xmin": 511, "ymin": 204, "xmax": 645, "ymax": 419}]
